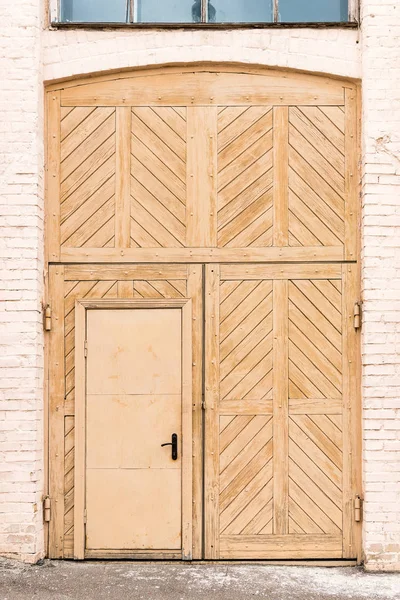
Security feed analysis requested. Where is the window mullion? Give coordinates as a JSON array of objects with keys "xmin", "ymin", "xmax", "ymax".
[
  {"xmin": 273, "ymin": 0, "xmax": 279, "ymax": 23},
  {"xmin": 201, "ymin": 0, "xmax": 207, "ymax": 23}
]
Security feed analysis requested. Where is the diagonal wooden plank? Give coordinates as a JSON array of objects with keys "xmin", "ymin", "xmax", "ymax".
[
  {"xmin": 150, "ymin": 280, "xmax": 185, "ymax": 298},
  {"xmin": 289, "ymin": 148, "xmax": 344, "ymax": 222},
  {"xmin": 131, "ymin": 156, "xmax": 185, "ymax": 223},
  {"xmin": 289, "ymin": 322, "xmax": 342, "ymax": 394},
  {"xmin": 218, "ymin": 170, "xmax": 274, "ymax": 229},
  {"xmin": 313, "ymin": 280, "xmax": 342, "ymax": 310},
  {"xmin": 289, "ymin": 210, "xmax": 322, "ymax": 247},
  {"xmin": 218, "ymin": 106, "xmax": 250, "ymax": 133},
  {"xmin": 218, "ymin": 192, "xmax": 273, "ymax": 248},
  {"xmin": 152, "ymin": 106, "xmax": 187, "ymax": 141},
  {"xmin": 131, "ymin": 111, "xmax": 186, "ymax": 183},
  {"xmin": 225, "ymin": 351, "xmax": 273, "ymax": 401},
  {"xmin": 289, "ymin": 123, "xmax": 344, "ymax": 196},
  {"xmin": 289, "ymin": 107, "xmax": 344, "ymax": 174},
  {"xmin": 289, "ymin": 477, "xmax": 341, "ymax": 534},
  {"xmin": 222, "ymin": 472, "xmax": 273, "ymax": 535},
  {"xmin": 220, "ymin": 324, "xmax": 272, "ymax": 380},
  {"xmin": 132, "ymin": 107, "xmax": 185, "ymax": 159},
  {"xmin": 225, "ymin": 206, "xmax": 273, "ymax": 248},
  {"xmin": 298, "ymin": 106, "xmax": 345, "ymax": 154},
  {"xmin": 220, "ymin": 416, "xmax": 270, "ymax": 473},
  {"xmin": 82, "ymin": 217, "xmax": 114, "ymax": 248},
  {"xmin": 294, "ymin": 280, "xmax": 342, "ymax": 333},
  {"xmin": 133, "ymin": 281, "xmax": 164, "ymax": 298},
  {"xmin": 289, "ymin": 417, "xmax": 342, "ymax": 488},
  {"xmin": 220, "ymin": 416, "xmax": 253, "ymax": 453},
  {"xmin": 221, "ymin": 334, "xmax": 272, "ymax": 398},
  {"xmin": 132, "ymin": 133, "xmax": 186, "ymax": 203},
  {"xmin": 289, "ymin": 497, "xmax": 323, "ymax": 534},
  {"xmin": 131, "ymin": 196, "xmax": 184, "ymax": 247},
  {"xmin": 293, "ymin": 415, "xmax": 343, "ymax": 471},
  {"xmin": 61, "ymin": 108, "xmax": 115, "ymax": 162},
  {"xmin": 220, "ymin": 415, "xmax": 236, "ymax": 434},
  {"xmin": 220, "ymin": 280, "xmax": 242, "ymax": 304},
  {"xmin": 289, "ymin": 282, "xmax": 342, "ymax": 351},
  {"xmin": 220, "ymin": 281, "xmax": 269, "ymax": 340},
  {"xmin": 289, "ymin": 347, "xmax": 336, "ymax": 399},
  {"xmin": 289, "ymin": 438, "xmax": 342, "ymax": 507},
  {"xmin": 220, "ymin": 420, "xmax": 273, "ymax": 493},
  {"xmin": 319, "ymin": 106, "xmax": 345, "ymax": 134},
  {"xmin": 218, "ymin": 131, "xmax": 273, "ymax": 191},
  {"xmin": 220, "ymin": 294, "xmax": 272, "ymax": 362},
  {"xmin": 241, "ymin": 498, "xmax": 273, "ymax": 535},
  {"xmin": 220, "ymin": 439, "xmax": 273, "ymax": 511},
  {"xmin": 218, "ymin": 107, "xmax": 271, "ymax": 153},
  {"xmin": 61, "ymin": 107, "xmax": 96, "ymax": 141},
  {"xmin": 309, "ymin": 415, "xmax": 342, "ymax": 451},
  {"xmin": 61, "ymin": 141, "xmax": 115, "ymax": 206},
  {"xmin": 220, "ymin": 280, "xmax": 260, "ymax": 324},
  {"xmin": 289, "ymin": 302, "xmax": 342, "ymax": 373},
  {"xmin": 290, "ymin": 459, "xmax": 342, "ymax": 529},
  {"xmin": 289, "ymin": 189, "xmax": 343, "ymax": 247},
  {"xmin": 219, "ymin": 152, "xmax": 273, "ymax": 210},
  {"xmin": 62, "ymin": 197, "xmax": 115, "ymax": 248}
]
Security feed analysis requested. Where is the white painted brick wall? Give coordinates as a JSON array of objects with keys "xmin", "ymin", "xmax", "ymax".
[
  {"xmin": 1, "ymin": 0, "xmax": 399, "ymax": 570},
  {"xmin": 361, "ymin": 0, "xmax": 400, "ymax": 572},
  {"xmin": 0, "ymin": 0, "xmax": 45, "ymax": 562}
]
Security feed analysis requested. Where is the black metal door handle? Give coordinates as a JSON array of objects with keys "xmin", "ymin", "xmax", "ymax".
[{"xmin": 161, "ymin": 433, "xmax": 178, "ymax": 460}]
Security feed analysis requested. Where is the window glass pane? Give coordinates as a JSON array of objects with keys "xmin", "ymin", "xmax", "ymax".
[
  {"xmin": 210, "ymin": 0, "xmax": 273, "ymax": 23},
  {"xmin": 278, "ymin": 0, "xmax": 348, "ymax": 22},
  {"xmin": 61, "ymin": 0, "xmax": 127, "ymax": 22},
  {"xmin": 137, "ymin": 0, "xmax": 194, "ymax": 22}
]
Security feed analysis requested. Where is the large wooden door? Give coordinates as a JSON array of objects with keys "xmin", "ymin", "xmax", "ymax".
[
  {"xmin": 204, "ymin": 263, "xmax": 359, "ymax": 559},
  {"xmin": 46, "ymin": 66, "xmax": 361, "ymax": 562}
]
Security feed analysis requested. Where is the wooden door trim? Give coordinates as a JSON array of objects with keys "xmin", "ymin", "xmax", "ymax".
[{"xmin": 73, "ymin": 297, "xmax": 193, "ymax": 560}]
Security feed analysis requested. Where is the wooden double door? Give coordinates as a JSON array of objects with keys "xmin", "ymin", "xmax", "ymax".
[{"xmin": 46, "ymin": 66, "xmax": 361, "ymax": 561}]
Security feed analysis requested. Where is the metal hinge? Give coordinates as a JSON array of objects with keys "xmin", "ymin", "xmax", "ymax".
[
  {"xmin": 353, "ymin": 302, "xmax": 362, "ymax": 330},
  {"xmin": 43, "ymin": 496, "xmax": 51, "ymax": 522},
  {"xmin": 354, "ymin": 495, "xmax": 363, "ymax": 522},
  {"xmin": 84, "ymin": 340, "xmax": 88, "ymax": 358},
  {"xmin": 44, "ymin": 305, "xmax": 52, "ymax": 331}
]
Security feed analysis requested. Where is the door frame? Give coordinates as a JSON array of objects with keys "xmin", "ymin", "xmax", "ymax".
[{"xmin": 73, "ymin": 298, "xmax": 193, "ymax": 560}]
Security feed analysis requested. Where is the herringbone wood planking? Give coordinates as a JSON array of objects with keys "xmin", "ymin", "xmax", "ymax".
[
  {"xmin": 62, "ymin": 276, "xmax": 187, "ymax": 557},
  {"xmin": 217, "ymin": 107, "xmax": 273, "ymax": 248},
  {"xmin": 130, "ymin": 107, "xmax": 187, "ymax": 247},
  {"xmin": 219, "ymin": 416, "xmax": 273, "ymax": 535},
  {"xmin": 60, "ymin": 107, "xmax": 116, "ymax": 249},
  {"xmin": 288, "ymin": 279, "xmax": 342, "ymax": 399},
  {"xmin": 288, "ymin": 106, "xmax": 345, "ymax": 248},
  {"xmin": 220, "ymin": 280, "xmax": 273, "ymax": 400},
  {"xmin": 289, "ymin": 414, "xmax": 343, "ymax": 535}
]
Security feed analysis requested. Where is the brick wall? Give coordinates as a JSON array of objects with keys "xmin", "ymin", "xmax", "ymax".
[
  {"xmin": 1, "ymin": 0, "xmax": 399, "ymax": 570},
  {"xmin": 361, "ymin": 0, "xmax": 400, "ymax": 572},
  {"xmin": 0, "ymin": 0, "xmax": 45, "ymax": 562}
]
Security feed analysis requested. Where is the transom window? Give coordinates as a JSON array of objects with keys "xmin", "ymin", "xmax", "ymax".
[{"xmin": 59, "ymin": 0, "xmax": 351, "ymax": 24}]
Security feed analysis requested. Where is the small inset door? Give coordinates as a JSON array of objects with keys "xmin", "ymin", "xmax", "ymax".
[{"xmin": 74, "ymin": 300, "xmax": 192, "ymax": 560}]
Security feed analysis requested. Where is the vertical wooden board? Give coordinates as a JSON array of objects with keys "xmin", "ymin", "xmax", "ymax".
[
  {"xmin": 344, "ymin": 89, "xmax": 359, "ymax": 261},
  {"xmin": 273, "ymin": 279, "xmax": 289, "ymax": 533},
  {"xmin": 187, "ymin": 107, "xmax": 217, "ymax": 247},
  {"xmin": 204, "ymin": 265, "xmax": 220, "ymax": 558},
  {"xmin": 115, "ymin": 107, "xmax": 131, "ymax": 248},
  {"xmin": 187, "ymin": 265, "xmax": 203, "ymax": 559},
  {"xmin": 342, "ymin": 263, "xmax": 362, "ymax": 560},
  {"xmin": 273, "ymin": 107, "xmax": 289, "ymax": 246},
  {"xmin": 73, "ymin": 301, "xmax": 86, "ymax": 560},
  {"xmin": 182, "ymin": 301, "xmax": 193, "ymax": 560},
  {"xmin": 48, "ymin": 266, "xmax": 65, "ymax": 558},
  {"xmin": 47, "ymin": 92, "xmax": 61, "ymax": 261}
]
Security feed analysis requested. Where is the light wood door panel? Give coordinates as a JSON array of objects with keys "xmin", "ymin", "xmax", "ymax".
[
  {"xmin": 84, "ymin": 307, "xmax": 183, "ymax": 554},
  {"xmin": 86, "ymin": 469, "xmax": 181, "ymax": 550},
  {"xmin": 204, "ymin": 263, "xmax": 361, "ymax": 560},
  {"xmin": 87, "ymin": 308, "xmax": 181, "ymax": 395}
]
